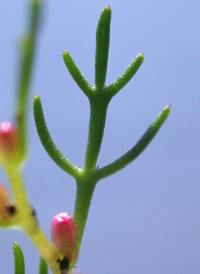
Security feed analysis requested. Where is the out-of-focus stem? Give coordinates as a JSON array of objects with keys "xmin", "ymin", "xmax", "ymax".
[
  {"xmin": 15, "ymin": 0, "xmax": 41, "ymax": 165},
  {"xmin": 6, "ymin": 166, "xmax": 61, "ymax": 274}
]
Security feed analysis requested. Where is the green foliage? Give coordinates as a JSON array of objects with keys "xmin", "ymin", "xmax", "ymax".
[
  {"xmin": 39, "ymin": 257, "xmax": 48, "ymax": 274},
  {"xmin": 13, "ymin": 242, "xmax": 25, "ymax": 274}
]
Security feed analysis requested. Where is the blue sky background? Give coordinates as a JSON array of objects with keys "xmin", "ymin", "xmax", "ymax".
[{"xmin": 0, "ymin": 1, "xmax": 200, "ymax": 273}]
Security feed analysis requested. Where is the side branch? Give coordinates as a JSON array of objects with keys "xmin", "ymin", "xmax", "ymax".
[
  {"xmin": 33, "ymin": 94, "xmax": 79, "ymax": 178},
  {"xmin": 96, "ymin": 105, "xmax": 171, "ymax": 180},
  {"xmin": 63, "ymin": 51, "xmax": 93, "ymax": 97},
  {"xmin": 106, "ymin": 53, "xmax": 144, "ymax": 97}
]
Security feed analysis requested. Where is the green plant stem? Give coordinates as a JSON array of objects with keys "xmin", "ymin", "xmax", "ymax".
[
  {"xmin": 31, "ymin": 5, "xmax": 171, "ymax": 269},
  {"xmin": 72, "ymin": 95, "xmax": 111, "ymax": 251},
  {"xmin": 73, "ymin": 174, "xmax": 97, "ymax": 250},
  {"xmin": 15, "ymin": 0, "xmax": 41, "ymax": 164},
  {"xmin": 83, "ymin": 96, "xmax": 110, "ymax": 172},
  {"xmin": 5, "ymin": 166, "xmax": 61, "ymax": 274}
]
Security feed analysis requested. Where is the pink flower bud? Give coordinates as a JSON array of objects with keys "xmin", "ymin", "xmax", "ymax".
[
  {"xmin": 0, "ymin": 122, "xmax": 18, "ymax": 159},
  {"xmin": 51, "ymin": 212, "xmax": 78, "ymax": 264},
  {"xmin": 0, "ymin": 182, "xmax": 11, "ymax": 221}
]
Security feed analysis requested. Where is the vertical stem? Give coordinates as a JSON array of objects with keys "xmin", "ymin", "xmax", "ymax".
[
  {"xmin": 73, "ymin": 176, "xmax": 97, "ymax": 250},
  {"xmin": 84, "ymin": 96, "xmax": 110, "ymax": 172},
  {"xmin": 15, "ymin": 0, "xmax": 41, "ymax": 163}
]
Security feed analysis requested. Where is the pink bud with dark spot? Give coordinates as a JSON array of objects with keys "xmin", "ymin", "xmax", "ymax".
[
  {"xmin": 0, "ymin": 122, "xmax": 18, "ymax": 159},
  {"xmin": 51, "ymin": 212, "xmax": 78, "ymax": 264}
]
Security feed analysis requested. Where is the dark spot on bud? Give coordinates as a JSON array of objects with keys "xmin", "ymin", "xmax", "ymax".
[
  {"xmin": 6, "ymin": 203, "xmax": 16, "ymax": 215},
  {"xmin": 57, "ymin": 257, "xmax": 69, "ymax": 272},
  {"xmin": 57, "ymin": 257, "xmax": 76, "ymax": 274},
  {"xmin": 100, "ymin": 23, "xmax": 104, "ymax": 27}
]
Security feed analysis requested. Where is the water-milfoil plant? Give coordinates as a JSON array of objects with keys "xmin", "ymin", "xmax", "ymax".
[{"xmin": 0, "ymin": 1, "xmax": 170, "ymax": 274}]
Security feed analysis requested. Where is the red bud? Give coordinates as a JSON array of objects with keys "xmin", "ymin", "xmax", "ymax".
[
  {"xmin": 0, "ymin": 122, "xmax": 18, "ymax": 159},
  {"xmin": 51, "ymin": 212, "xmax": 78, "ymax": 264}
]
